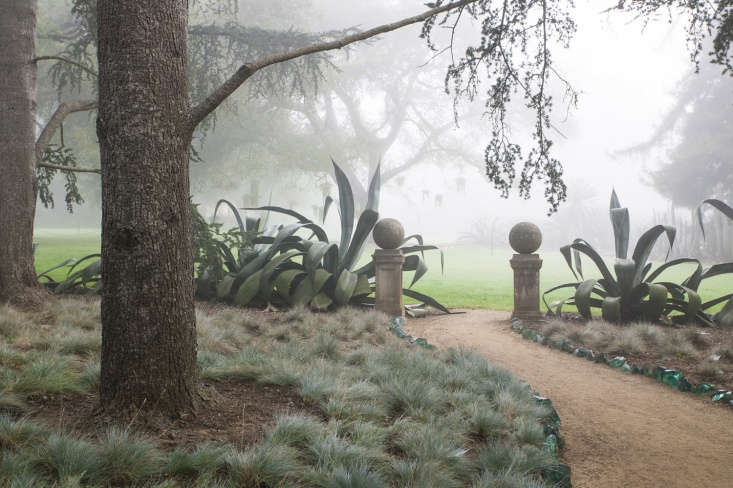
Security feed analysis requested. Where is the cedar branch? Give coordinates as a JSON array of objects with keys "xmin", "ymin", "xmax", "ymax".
[{"xmin": 189, "ymin": 0, "xmax": 478, "ymax": 127}]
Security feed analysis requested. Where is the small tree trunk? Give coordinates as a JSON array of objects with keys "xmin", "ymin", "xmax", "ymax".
[
  {"xmin": 0, "ymin": 0, "xmax": 42, "ymax": 305},
  {"xmin": 97, "ymin": 0, "xmax": 197, "ymax": 416}
]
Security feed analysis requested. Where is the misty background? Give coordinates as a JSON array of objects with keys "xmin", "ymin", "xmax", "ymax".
[{"xmin": 34, "ymin": 0, "xmax": 733, "ymax": 263}]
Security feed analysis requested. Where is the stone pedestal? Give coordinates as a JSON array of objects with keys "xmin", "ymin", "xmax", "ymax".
[
  {"xmin": 373, "ymin": 249, "xmax": 405, "ymax": 318},
  {"xmin": 510, "ymin": 253, "xmax": 543, "ymax": 321}
]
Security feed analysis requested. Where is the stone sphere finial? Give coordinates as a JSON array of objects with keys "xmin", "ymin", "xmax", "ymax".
[
  {"xmin": 373, "ymin": 218, "xmax": 405, "ymax": 250},
  {"xmin": 509, "ymin": 222, "xmax": 542, "ymax": 254}
]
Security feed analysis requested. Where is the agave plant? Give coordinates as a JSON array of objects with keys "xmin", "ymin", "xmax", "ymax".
[
  {"xmin": 38, "ymin": 254, "xmax": 101, "ymax": 294},
  {"xmin": 544, "ymin": 190, "xmax": 732, "ymax": 326},
  {"xmin": 695, "ymin": 199, "xmax": 733, "ymax": 327},
  {"xmin": 211, "ymin": 160, "xmax": 447, "ymax": 312}
]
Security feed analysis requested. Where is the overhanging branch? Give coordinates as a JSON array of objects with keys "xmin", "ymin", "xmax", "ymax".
[
  {"xmin": 189, "ymin": 0, "xmax": 478, "ymax": 128},
  {"xmin": 36, "ymin": 100, "xmax": 100, "ymax": 174},
  {"xmin": 33, "ymin": 55, "xmax": 98, "ymax": 78}
]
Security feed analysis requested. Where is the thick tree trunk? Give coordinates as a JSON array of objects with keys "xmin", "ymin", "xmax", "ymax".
[
  {"xmin": 97, "ymin": 0, "xmax": 197, "ymax": 416},
  {"xmin": 0, "ymin": 0, "xmax": 41, "ymax": 305}
]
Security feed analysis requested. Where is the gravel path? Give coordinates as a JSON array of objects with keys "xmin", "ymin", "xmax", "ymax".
[{"xmin": 405, "ymin": 310, "xmax": 733, "ymax": 488}]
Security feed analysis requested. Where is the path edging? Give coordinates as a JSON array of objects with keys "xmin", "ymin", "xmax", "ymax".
[{"xmin": 510, "ymin": 318, "xmax": 733, "ymax": 409}]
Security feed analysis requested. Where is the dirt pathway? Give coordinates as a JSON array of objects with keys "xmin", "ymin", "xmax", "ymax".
[{"xmin": 405, "ymin": 310, "xmax": 733, "ymax": 488}]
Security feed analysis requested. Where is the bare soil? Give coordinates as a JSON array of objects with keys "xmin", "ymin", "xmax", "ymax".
[
  {"xmin": 26, "ymin": 379, "xmax": 321, "ymax": 450},
  {"xmin": 405, "ymin": 310, "xmax": 733, "ymax": 488}
]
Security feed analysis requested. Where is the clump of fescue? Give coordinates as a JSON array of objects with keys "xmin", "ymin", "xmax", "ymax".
[
  {"xmin": 54, "ymin": 300, "xmax": 99, "ymax": 331},
  {"xmin": 0, "ymin": 391, "xmax": 26, "ymax": 414},
  {"xmin": 266, "ymin": 414, "xmax": 323, "ymax": 451},
  {"xmin": 610, "ymin": 328, "xmax": 645, "ymax": 355},
  {"xmin": 538, "ymin": 320, "xmax": 569, "ymax": 342},
  {"xmin": 513, "ymin": 418, "xmax": 545, "ymax": 447},
  {"xmin": 632, "ymin": 322, "xmax": 662, "ymax": 345},
  {"xmin": 698, "ymin": 360, "xmax": 724, "ymax": 380},
  {"xmin": 468, "ymin": 403, "xmax": 509, "ymax": 441},
  {"xmin": 474, "ymin": 442, "xmax": 552, "ymax": 476},
  {"xmin": 683, "ymin": 328, "xmax": 713, "ymax": 350},
  {"xmin": 473, "ymin": 470, "xmax": 548, "ymax": 488},
  {"xmin": 224, "ymin": 443, "xmax": 301, "ymax": 487},
  {"xmin": 98, "ymin": 428, "xmax": 162, "ymax": 483},
  {"xmin": 12, "ymin": 355, "xmax": 84, "ymax": 394},
  {"xmin": 31, "ymin": 433, "xmax": 104, "ymax": 484},
  {"xmin": 659, "ymin": 330, "xmax": 697, "ymax": 359},
  {"xmin": 0, "ymin": 305, "xmax": 29, "ymax": 339},
  {"xmin": 168, "ymin": 443, "xmax": 231, "ymax": 479},
  {"xmin": 0, "ymin": 415, "xmax": 47, "ymax": 451},
  {"xmin": 57, "ymin": 330, "xmax": 100, "ymax": 356}
]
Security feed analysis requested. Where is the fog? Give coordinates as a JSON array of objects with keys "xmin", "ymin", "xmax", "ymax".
[{"xmin": 35, "ymin": 0, "xmax": 733, "ymax": 260}]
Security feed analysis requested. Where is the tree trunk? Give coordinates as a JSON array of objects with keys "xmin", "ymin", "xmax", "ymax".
[
  {"xmin": 97, "ymin": 0, "xmax": 197, "ymax": 416},
  {"xmin": 0, "ymin": 0, "xmax": 42, "ymax": 305}
]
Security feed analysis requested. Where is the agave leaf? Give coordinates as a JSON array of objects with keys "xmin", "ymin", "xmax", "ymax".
[
  {"xmin": 274, "ymin": 269, "xmax": 307, "ymax": 303},
  {"xmin": 574, "ymin": 279, "xmax": 599, "ymax": 319},
  {"xmin": 610, "ymin": 207, "xmax": 630, "ymax": 259},
  {"xmin": 245, "ymin": 216, "xmax": 261, "ymax": 233},
  {"xmin": 353, "ymin": 261, "xmax": 375, "ymax": 279},
  {"xmin": 334, "ymin": 269, "xmax": 358, "ymax": 306},
  {"xmin": 601, "ymin": 296, "xmax": 621, "ymax": 323},
  {"xmin": 292, "ymin": 277, "xmax": 316, "ymax": 306},
  {"xmin": 63, "ymin": 253, "xmax": 101, "ymax": 280},
  {"xmin": 401, "ymin": 288, "xmax": 452, "ymax": 314},
  {"xmin": 305, "ymin": 242, "xmax": 338, "ymax": 271},
  {"xmin": 631, "ymin": 225, "xmax": 676, "ymax": 285},
  {"xmin": 352, "ymin": 274, "xmax": 371, "ymax": 297},
  {"xmin": 569, "ymin": 239, "xmax": 618, "ymax": 295},
  {"xmin": 573, "ymin": 248, "xmax": 583, "ymax": 279},
  {"xmin": 37, "ymin": 258, "xmax": 76, "ymax": 281},
  {"xmin": 401, "ymin": 234, "xmax": 424, "ymax": 247},
  {"xmin": 260, "ymin": 251, "xmax": 303, "ymax": 301},
  {"xmin": 701, "ymin": 292, "xmax": 733, "ymax": 311},
  {"xmin": 322, "ymin": 196, "xmax": 334, "ymax": 224},
  {"xmin": 610, "ymin": 188, "xmax": 622, "ymax": 210},
  {"xmin": 311, "ymin": 292, "xmax": 333, "ymax": 311},
  {"xmin": 614, "ymin": 259, "xmax": 636, "ymax": 297},
  {"xmin": 332, "ymin": 159, "xmax": 355, "ymax": 259},
  {"xmin": 245, "ymin": 205, "xmax": 312, "ymax": 224},
  {"xmin": 403, "ymin": 254, "xmax": 428, "ymax": 288},
  {"xmin": 699, "ymin": 262, "xmax": 733, "ymax": 282},
  {"xmin": 400, "ymin": 245, "xmax": 439, "ymax": 254},
  {"xmin": 366, "ymin": 164, "xmax": 381, "ymax": 212},
  {"xmin": 311, "ymin": 268, "xmax": 332, "ymax": 294},
  {"xmin": 542, "ymin": 282, "xmax": 580, "ymax": 313},
  {"xmin": 645, "ymin": 258, "xmax": 702, "ymax": 286},
  {"xmin": 216, "ymin": 275, "xmax": 236, "ymax": 299},
  {"xmin": 213, "ymin": 199, "xmax": 245, "ymax": 236},
  {"xmin": 642, "ymin": 283, "xmax": 668, "ymax": 321},
  {"xmin": 713, "ymin": 298, "xmax": 733, "ymax": 327},
  {"xmin": 234, "ymin": 270, "xmax": 263, "ymax": 306},
  {"xmin": 342, "ymin": 209, "xmax": 379, "ymax": 271},
  {"xmin": 697, "ymin": 199, "xmax": 733, "ymax": 239},
  {"xmin": 658, "ymin": 282, "xmax": 701, "ymax": 322},
  {"xmin": 560, "ymin": 245, "xmax": 578, "ymax": 281}
]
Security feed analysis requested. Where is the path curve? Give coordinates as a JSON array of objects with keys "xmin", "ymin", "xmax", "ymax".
[{"xmin": 405, "ymin": 310, "xmax": 733, "ymax": 488}]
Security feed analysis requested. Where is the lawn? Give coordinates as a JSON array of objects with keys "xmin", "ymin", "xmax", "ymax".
[{"xmin": 33, "ymin": 229, "xmax": 732, "ymax": 313}]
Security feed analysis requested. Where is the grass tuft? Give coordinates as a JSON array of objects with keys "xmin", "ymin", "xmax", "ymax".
[
  {"xmin": 98, "ymin": 428, "xmax": 162, "ymax": 483},
  {"xmin": 12, "ymin": 356, "xmax": 83, "ymax": 394},
  {"xmin": 225, "ymin": 443, "xmax": 301, "ymax": 487}
]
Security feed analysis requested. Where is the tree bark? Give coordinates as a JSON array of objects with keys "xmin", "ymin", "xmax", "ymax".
[
  {"xmin": 97, "ymin": 0, "xmax": 197, "ymax": 416},
  {"xmin": 0, "ymin": 0, "xmax": 42, "ymax": 305}
]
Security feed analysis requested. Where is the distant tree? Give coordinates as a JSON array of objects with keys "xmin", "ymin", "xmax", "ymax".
[{"xmin": 621, "ymin": 63, "xmax": 733, "ymax": 208}]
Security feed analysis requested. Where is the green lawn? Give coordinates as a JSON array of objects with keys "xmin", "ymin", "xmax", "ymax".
[
  {"xmin": 33, "ymin": 230, "xmax": 732, "ymax": 313},
  {"xmin": 34, "ymin": 228, "xmax": 100, "ymax": 281}
]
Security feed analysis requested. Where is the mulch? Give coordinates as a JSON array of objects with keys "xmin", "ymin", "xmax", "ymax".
[{"xmin": 24, "ymin": 379, "xmax": 322, "ymax": 450}]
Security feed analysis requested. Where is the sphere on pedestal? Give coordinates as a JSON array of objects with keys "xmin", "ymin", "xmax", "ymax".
[
  {"xmin": 509, "ymin": 222, "xmax": 542, "ymax": 254},
  {"xmin": 373, "ymin": 218, "xmax": 405, "ymax": 250}
]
